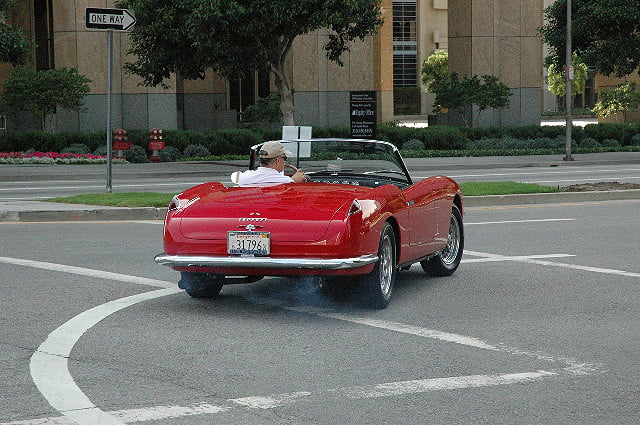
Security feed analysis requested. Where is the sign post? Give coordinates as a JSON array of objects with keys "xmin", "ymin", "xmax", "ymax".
[
  {"xmin": 350, "ymin": 91, "xmax": 377, "ymax": 138},
  {"xmin": 85, "ymin": 7, "xmax": 136, "ymax": 192}
]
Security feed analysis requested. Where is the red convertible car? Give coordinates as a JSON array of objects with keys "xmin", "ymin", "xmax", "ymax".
[{"xmin": 155, "ymin": 138, "xmax": 463, "ymax": 308}]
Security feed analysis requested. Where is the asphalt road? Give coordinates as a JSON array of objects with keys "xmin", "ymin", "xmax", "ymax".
[{"xmin": 1, "ymin": 199, "xmax": 638, "ymax": 424}]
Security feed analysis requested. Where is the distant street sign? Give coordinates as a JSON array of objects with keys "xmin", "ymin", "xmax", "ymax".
[{"xmin": 85, "ymin": 7, "xmax": 136, "ymax": 31}]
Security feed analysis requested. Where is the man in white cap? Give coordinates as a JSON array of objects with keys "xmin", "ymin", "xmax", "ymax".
[{"xmin": 235, "ymin": 140, "xmax": 307, "ymax": 185}]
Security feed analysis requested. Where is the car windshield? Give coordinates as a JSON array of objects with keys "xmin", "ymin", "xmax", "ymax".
[{"xmin": 251, "ymin": 139, "xmax": 411, "ymax": 187}]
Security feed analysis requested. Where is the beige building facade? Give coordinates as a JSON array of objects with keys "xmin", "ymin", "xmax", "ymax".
[{"xmin": 1, "ymin": 0, "xmax": 546, "ymax": 131}]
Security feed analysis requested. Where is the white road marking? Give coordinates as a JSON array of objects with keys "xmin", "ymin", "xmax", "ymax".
[
  {"xmin": 466, "ymin": 218, "xmax": 574, "ymax": 225},
  {"xmin": 466, "ymin": 250, "xmax": 640, "ymax": 279},
  {"xmin": 3, "ymin": 249, "xmax": 621, "ymax": 424},
  {"xmin": 3, "ymin": 370, "xmax": 570, "ymax": 424},
  {"xmin": 445, "ymin": 167, "xmax": 640, "ymax": 179},
  {"xmin": 0, "ymin": 257, "xmax": 173, "ymax": 288},
  {"xmin": 282, "ymin": 307, "xmax": 499, "ymax": 350},
  {"xmin": 462, "ymin": 254, "xmax": 575, "ymax": 263},
  {"xmin": 30, "ymin": 288, "xmax": 180, "ymax": 425}
]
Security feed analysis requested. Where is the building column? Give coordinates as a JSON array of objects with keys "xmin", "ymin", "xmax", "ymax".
[{"xmin": 448, "ymin": 0, "xmax": 543, "ymax": 126}]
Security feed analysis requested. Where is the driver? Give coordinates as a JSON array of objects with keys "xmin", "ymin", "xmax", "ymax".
[{"xmin": 234, "ymin": 141, "xmax": 307, "ymax": 185}]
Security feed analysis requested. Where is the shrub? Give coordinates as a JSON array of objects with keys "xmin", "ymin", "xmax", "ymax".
[
  {"xmin": 601, "ymin": 138, "xmax": 621, "ymax": 148},
  {"xmin": 60, "ymin": 143, "xmax": 91, "ymax": 154},
  {"xmin": 579, "ymin": 138, "xmax": 600, "ymax": 148},
  {"xmin": 124, "ymin": 145, "xmax": 149, "ymax": 163},
  {"xmin": 159, "ymin": 146, "xmax": 182, "ymax": 162},
  {"xmin": 631, "ymin": 133, "xmax": 640, "ymax": 146},
  {"xmin": 403, "ymin": 139, "xmax": 426, "ymax": 150},
  {"xmin": 183, "ymin": 144, "xmax": 211, "ymax": 158},
  {"xmin": 217, "ymin": 129, "xmax": 262, "ymax": 155}
]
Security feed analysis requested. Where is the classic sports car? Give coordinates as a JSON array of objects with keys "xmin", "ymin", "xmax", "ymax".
[{"xmin": 155, "ymin": 138, "xmax": 464, "ymax": 308}]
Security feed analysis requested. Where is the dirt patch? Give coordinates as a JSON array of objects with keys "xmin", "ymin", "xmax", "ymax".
[{"xmin": 561, "ymin": 182, "xmax": 640, "ymax": 192}]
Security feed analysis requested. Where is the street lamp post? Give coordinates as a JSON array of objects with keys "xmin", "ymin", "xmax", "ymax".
[{"xmin": 564, "ymin": 0, "xmax": 573, "ymax": 161}]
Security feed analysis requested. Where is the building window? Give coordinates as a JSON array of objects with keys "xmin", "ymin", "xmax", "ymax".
[
  {"xmin": 0, "ymin": 115, "xmax": 6, "ymax": 130},
  {"xmin": 230, "ymin": 69, "xmax": 271, "ymax": 119},
  {"xmin": 34, "ymin": 0, "xmax": 55, "ymax": 70},
  {"xmin": 393, "ymin": 0, "xmax": 420, "ymax": 114}
]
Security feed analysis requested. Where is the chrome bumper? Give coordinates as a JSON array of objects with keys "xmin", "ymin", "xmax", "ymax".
[{"xmin": 154, "ymin": 253, "xmax": 379, "ymax": 270}]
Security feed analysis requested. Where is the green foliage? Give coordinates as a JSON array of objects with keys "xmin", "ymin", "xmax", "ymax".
[
  {"xmin": 421, "ymin": 50, "xmax": 448, "ymax": 92},
  {"xmin": 403, "ymin": 139, "xmax": 425, "ymax": 150},
  {"xmin": 119, "ymin": 0, "xmax": 383, "ymax": 125},
  {"xmin": 541, "ymin": 0, "xmax": 640, "ymax": 78},
  {"xmin": 159, "ymin": 146, "xmax": 182, "ymax": 162},
  {"xmin": 60, "ymin": 143, "xmax": 91, "ymax": 154},
  {"xmin": 182, "ymin": 144, "xmax": 211, "ymax": 158},
  {"xmin": 0, "ymin": 0, "xmax": 31, "ymax": 65},
  {"xmin": 124, "ymin": 145, "xmax": 150, "ymax": 163},
  {"xmin": 584, "ymin": 122, "xmax": 640, "ymax": 146},
  {"xmin": 3, "ymin": 122, "xmax": 640, "ymax": 160},
  {"xmin": 432, "ymin": 72, "xmax": 511, "ymax": 126},
  {"xmin": 592, "ymin": 83, "xmax": 640, "ymax": 118},
  {"xmin": 0, "ymin": 66, "xmax": 91, "ymax": 131},
  {"xmin": 547, "ymin": 52, "xmax": 588, "ymax": 96},
  {"xmin": 579, "ymin": 138, "xmax": 600, "ymax": 148},
  {"xmin": 240, "ymin": 93, "xmax": 282, "ymax": 124}
]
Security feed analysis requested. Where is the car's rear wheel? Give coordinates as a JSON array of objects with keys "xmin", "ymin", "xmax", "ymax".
[
  {"xmin": 178, "ymin": 272, "xmax": 224, "ymax": 298},
  {"xmin": 421, "ymin": 204, "xmax": 464, "ymax": 276},
  {"xmin": 359, "ymin": 222, "xmax": 396, "ymax": 309}
]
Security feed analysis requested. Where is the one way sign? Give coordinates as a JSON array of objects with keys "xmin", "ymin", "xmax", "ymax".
[{"xmin": 85, "ymin": 7, "xmax": 136, "ymax": 31}]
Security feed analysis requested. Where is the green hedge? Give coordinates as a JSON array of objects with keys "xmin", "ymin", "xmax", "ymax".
[{"xmin": 1, "ymin": 122, "xmax": 640, "ymax": 156}]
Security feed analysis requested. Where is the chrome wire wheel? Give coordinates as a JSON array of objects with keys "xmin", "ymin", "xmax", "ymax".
[
  {"xmin": 359, "ymin": 222, "xmax": 396, "ymax": 309},
  {"xmin": 378, "ymin": 232, "xmax": 394, "ymax": 295},
  {"xmin": 421, "ymin": 204, "xmax": 464, "ymax": 277},
  {"xmin": 440, "ymin": 213, "xmax": 461, "ymax": 266}
]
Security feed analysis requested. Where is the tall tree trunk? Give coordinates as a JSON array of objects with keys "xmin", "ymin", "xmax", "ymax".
[{"xmin": 271, "ymin": 55, "xmax": 294, "ymax": 126}]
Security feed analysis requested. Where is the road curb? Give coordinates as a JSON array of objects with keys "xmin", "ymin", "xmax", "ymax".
[
  {"xmin": 0, "ymin": 207, "xmax": 168, "ymax": 222},
  {"xmin": 464, "ymin": 189, "xmax": 640, "ymax": 207}
]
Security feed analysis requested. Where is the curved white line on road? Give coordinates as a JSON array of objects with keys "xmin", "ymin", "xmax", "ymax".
[
  {"xmin": 30, "ymin": 288, "xmax": 180, "ymax": 424},
  {"xmin": 8, "ymin": 250, "xmax": 617, "ymax": 424}
]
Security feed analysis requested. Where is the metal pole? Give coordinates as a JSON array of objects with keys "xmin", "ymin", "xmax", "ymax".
[
  {"xmin": 106, "ymin": 29, "xmax": 114, "ymax": 192},
  {"xmin": 564, "ymin": 0, "xmax": 573, "ymax": 161}
]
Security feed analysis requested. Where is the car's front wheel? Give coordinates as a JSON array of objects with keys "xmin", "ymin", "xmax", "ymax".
[
  {"xmin": 359, "ymin": 222, "xmax": 396, "ymax": 309},
  {"xmin": 178, "ymin": 272, "xmax": 224, "ymax": 298},
  {"xmin": 421, "ymin": 204, "xmax": 464, "ymax": 276}
]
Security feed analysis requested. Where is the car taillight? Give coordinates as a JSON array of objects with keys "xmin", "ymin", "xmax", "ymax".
[
  {"xmin": 168, "ymin": 195, "xmax": 182, "ymax": 211},
  {"xmin": 348, "ymin": 199, "xmax": 362, "ymax": 215}
]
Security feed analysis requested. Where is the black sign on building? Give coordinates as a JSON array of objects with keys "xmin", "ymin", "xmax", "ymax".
[{"xmin": 350, "ymin": 91, "xmax": 377, "ymax": 138}]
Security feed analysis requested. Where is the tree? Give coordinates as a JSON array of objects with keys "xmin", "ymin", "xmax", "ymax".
[
  {"xmin": 0, "ymin": 0, "xmax": 31, "ymax": 65},
  {"xmin": 0, "ymin": 67, "xmax": 91, "ymax": 131},
  {"xmin": 432, "ymin": 73, "xmax": 511, "ymax": 127},
  {"xmin": 421, "ymin": 50, "xmax": 448, "ymax": 93},
  {"xmin": 540, "ymin": 0, "xmax": 640, "ymax": 79},
  {"xmin": 592, "ymin": 82, "xmax": 640, "ymax": 118},
  {"xmin": 119, "ymin": 0, "xmax": 383, "ymax": 126},
  {"xmin": 547, "ymin": 52, "xmax": 588, "ymax": 98}
]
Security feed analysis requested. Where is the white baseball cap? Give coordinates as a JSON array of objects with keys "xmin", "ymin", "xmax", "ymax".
[{"xmin": 259, "ymin": 141, "xmax": 293, "ymax": 159}]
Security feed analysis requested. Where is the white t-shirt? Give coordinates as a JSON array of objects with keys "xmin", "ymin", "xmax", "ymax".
[{"xmin": 236, "ymin": 167, "xmax": 293, "ymax": 186}]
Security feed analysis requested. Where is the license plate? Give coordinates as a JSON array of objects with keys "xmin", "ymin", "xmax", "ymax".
[{"xmin": 227, "ymin": 231, "xmax": 270, "ymax": 255}]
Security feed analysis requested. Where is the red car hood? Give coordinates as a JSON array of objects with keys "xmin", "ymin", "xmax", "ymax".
[{"xmin": 178, "ymin": 183, "xmax": 371, "ymax": 241}]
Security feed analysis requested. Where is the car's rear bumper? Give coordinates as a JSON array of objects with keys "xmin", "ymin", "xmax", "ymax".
[{"xmin": 154, "ymin": 253, "xmax": 379, "ymax": 270}]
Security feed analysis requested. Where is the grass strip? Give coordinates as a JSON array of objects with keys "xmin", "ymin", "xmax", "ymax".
[
  {"xmin": 48, "ymin": 192, "xmax": 174, "ymax": 208},
  {"xmin": 46, "ymin": 181, "xmax": 559, "ymax": 207},
  {"xmin": 459, "ymin": 181, "xmax": 559, "ymax": 196}
]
